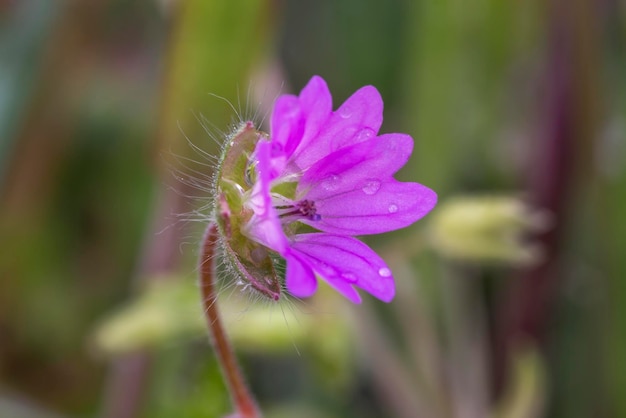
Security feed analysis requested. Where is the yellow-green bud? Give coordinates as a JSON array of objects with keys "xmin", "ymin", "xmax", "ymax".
[{"xmin": 428, "ymin": 196, "xmax": 550, "ymax": 266}]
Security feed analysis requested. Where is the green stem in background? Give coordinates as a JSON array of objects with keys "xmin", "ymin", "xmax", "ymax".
[{"xmin": 199, "ymin": 223, "xmax": 261, "ymax": 418}]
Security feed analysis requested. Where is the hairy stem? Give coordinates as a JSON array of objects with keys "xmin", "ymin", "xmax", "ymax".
[{"xmin": 200, "ymin": 223, "xmax": 261, "ymax": 418}]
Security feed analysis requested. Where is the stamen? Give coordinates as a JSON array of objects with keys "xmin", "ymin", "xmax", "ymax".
[
  {"xmin": 275, "ymin": 199, "xmax": 321, "ymax": 221},
  {"xmin": 296, "ymin": 199, "xmax": 321, "ymax": 221}
]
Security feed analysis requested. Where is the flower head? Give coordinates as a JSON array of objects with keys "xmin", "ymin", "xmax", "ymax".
[{"xmin": 215, "ymin": 76, "xmax": 436, "ymax": 303}]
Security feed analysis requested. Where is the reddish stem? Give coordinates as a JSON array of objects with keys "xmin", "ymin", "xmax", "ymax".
[{"xmin": 200, "ymin": 223, "xmax": 261, "ymax": 418}]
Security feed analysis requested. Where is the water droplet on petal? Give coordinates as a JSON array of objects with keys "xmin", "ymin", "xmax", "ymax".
[
  {"xmin": 339, "ymin": 106, "xmax": 353, "ymax": 119},
  {"xmin": 388, "ymin": 204, "xmax": 398, "ymax": 213},
  {"xmin": 318, "ymin": 262, "xmax": 336, "ymax": 277},
  {"xmin": 321, "ymin": 174, "xmax": 341, "ymax": 191},
  {"xmin": 361, "ymin": 179, "xmax": 381, "ymax": 195},
  {"xmin": 357, "ymin": 128, "xmax": 375, "ymax": 141},
  {"xmin": 331, "ymin": 127, "xmax": 357, "ymax": 151},
  {"xmin": 378, "ymin": 267, "xmax": 392, "ymax": 277},
  {"xmin": 341, "ymin": 272, "xmax": 357, "ymax": 283}
]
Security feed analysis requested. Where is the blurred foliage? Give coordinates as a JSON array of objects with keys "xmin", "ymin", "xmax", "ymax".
[
  {"xmin": 0, "ymin": 0, "xmax": 58, "ymax": 178},
  {"xmin": 93, "ymin": 277, "xmax": 353, "ymax": 381},
  {"xmin": 1, "ymin": 0, "xmax": 625, "ymax": 418},
  {"xmin": 494, "ymin": 345, "xmax": 547, "ymax": 418}
]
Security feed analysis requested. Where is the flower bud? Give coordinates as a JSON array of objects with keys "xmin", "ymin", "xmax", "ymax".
[{"xmin": 428, "ymin": 196, "xmax": 550, "ymax": 266}]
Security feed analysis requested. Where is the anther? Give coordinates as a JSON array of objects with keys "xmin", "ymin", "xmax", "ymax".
[
  {"xmin": 276, "ymin": 199, "xmax": 321, "ymax": 221},
  {"xmin": 296, "ymin": 200, "xmax": 320, "ymax": 221}
]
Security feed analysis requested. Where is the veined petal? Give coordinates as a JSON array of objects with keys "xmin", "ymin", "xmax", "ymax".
[
  {"xmin": 292, "ymin": 85, "xmax": 384, "ymax": 172},
  {"xmin": 303, "ymin": 180, "xmax": 437, "ymax": 235},
  {"xmin": 320, "ymin": 275, "xmax": 362, "ymax": 304},
  {"xmin": 245, "ymin": 140, "xmax": 288, "ymax": 253},
  {"xmin": 295, "ymin": 75, "xmax": 332, "ymax": 150},
  {"xmin": 291, "ymin": 233, "xmax": 395, "ymax": 303},
  {"xmin": 285, "ymin": 251, "xmax": 318, "ymax": 298},
  {"xmin": 298, "ymin": 133, "xmax": 414, "ymax": 199},
  {"xmin": 245, "ymin": 211, "xmax": 288, "ymax": 254},
  {"xmin": 270, "ymin": 95, "xmax": 304, "ymax": 159},
  {"xmin": 271, "ymin": 76, "xmax": 332, "ymax": 168}
]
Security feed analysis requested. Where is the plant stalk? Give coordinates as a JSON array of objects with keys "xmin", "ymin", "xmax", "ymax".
[{"xmin": 200, "ymin": 223, "xmax": 261, "ymax": 418}]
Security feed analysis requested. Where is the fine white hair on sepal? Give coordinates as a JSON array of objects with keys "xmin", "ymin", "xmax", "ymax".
[
  {"xmin": 173, "ymin": 82, "xmax": 305, "ymax": 313},
  {"xmin": 168, "ymin": 81, "xmax": 277, "ymax": 223}
]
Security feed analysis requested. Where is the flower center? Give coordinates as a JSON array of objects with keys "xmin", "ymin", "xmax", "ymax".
[{"xmin": 275, "ymin": 199, "xmax": 321, "ymax": 222}]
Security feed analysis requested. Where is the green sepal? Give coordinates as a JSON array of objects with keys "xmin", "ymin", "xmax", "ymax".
[{"xmin": 214, "ymin": 122, "xmax": 282, "ymax": 300}]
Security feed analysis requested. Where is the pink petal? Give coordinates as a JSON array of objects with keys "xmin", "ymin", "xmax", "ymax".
[
  {"xmin": 285, "ymin": 251, "xmax": 318, "ymax": 298},
  {"xmin": 295, "ymin": 75, "xmax": 333, "ymax": 151},
  {"xmin": 292, "ymin": 84, "xmax": 384, "ymax": 172},
  {"xmin": 245, "ymin": 140, "xmax": 288, "ymax": 253},
  {"xmin": 291, "ymin": 233, "xmax": 395, "ymax": 303},
  {"xmin": 321, "ymin": 276, "xmax": 362, "ymax": 304},
  {"xmin": 298, "ymin": 133, "xmax": 414, "ymax": 199},
  {"xmin": 270, "ymin": 76, "xmax": 332, "ymax": 169},
  {"xmin": 270, "ymin": 95, "xmax": 304, "ymax": 159},
  {"xmin": 303, "ymin": 180, "xmax": 437, "ymax": 235}
]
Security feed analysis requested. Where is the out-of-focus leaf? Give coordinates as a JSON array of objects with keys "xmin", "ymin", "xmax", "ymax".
[
  {"xmin": 401, "ymin": 0, "xmax": 542, "ymax": 193},
  {"xmin": 599, "ymin": 115, "xmax": 626, "ymax": 417},
  {"xmin": 158, "ymin": 0, "xmax": 274, "ymax": 159},
  {"xmin": 493, "ymin": 345, "xmax": 547, "ymax": 418},
  {"xmin": 263, "ymin": 405, "xmax": 328, "ymax": 418},
  {"xmin": 279, "ymin": 0, "xmax": 407, "ymax": 107},
  {"xmin": 0, "ymin": 394, "xmax": 67, "ymax": 418},
  {"xmin": 92, "ymin": 276, "xmax": 201, "ymax": 354},
  {"xmin": 0, "ymin": 1, "xmax": 57, "ymax": 182},
  {"xmin": 93, "ymin": 277, "xmax": 352, "ymax": 361}
]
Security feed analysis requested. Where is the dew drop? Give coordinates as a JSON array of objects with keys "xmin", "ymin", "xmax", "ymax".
[
  {"xmin": 378, "ymin": 267, "xmax": 392, "ymax": 277},
  {"xmin": 361, "ymin": 179, "xmax": 381, "ymax": 195},
  {"xmin": 357, "ymin": 128, "xmax": 375, "ymax": 141},
  {"xmin": 341, "ymin": 272, "xmax": 357, "ymax": 283},
  {"xmin": 318, "ymin": 262, "xmax": 336, "ymax": 276},
  {"xmin": 338, "ymin": 106, "xmax": 353, "ymax": 119},
  {"xmin": 331, "ymin": 127, "xmax": 357, "ymax": 151},
  {"xmin": 321, "ymin": 174, "xmax": 341, "ymax": 191},
  {"xmin": 388, "ymin": 204, "xmax": 398, "ymax": 213}
]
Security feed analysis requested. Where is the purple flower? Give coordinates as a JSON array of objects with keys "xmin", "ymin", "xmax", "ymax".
[{"xmin": 243, "ymin": 76, "xmax": 436, "ymax": 303}]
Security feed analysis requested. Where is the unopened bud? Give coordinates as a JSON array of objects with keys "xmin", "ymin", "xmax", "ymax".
[{"xmin": 428, "ymin": 196, "xmax": 550, "ymax": 266}]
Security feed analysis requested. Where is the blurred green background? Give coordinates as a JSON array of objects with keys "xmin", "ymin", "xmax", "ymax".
[{"xmin": 1, "ymin": 1, "xmax": 625, "ymax": 417}]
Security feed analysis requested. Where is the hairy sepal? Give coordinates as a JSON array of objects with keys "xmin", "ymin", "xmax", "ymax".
[{"xmin": 215, "ymin": 122, "xmax": 282, "ymax": 301}]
